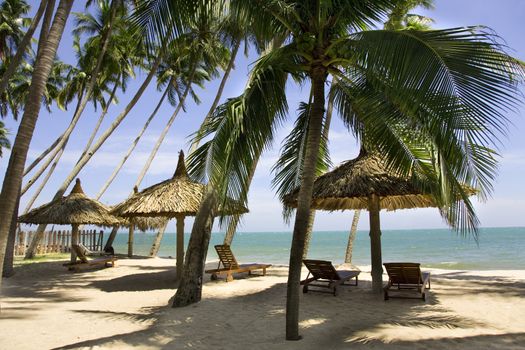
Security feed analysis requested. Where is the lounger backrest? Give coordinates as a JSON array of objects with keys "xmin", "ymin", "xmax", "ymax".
[
  {"xmin": 303, "ymin": 259, "xmax": 340, "ymax": 280},
  {"xmin": 72, "ymin": 244, "xmax": 89, "ymax": 263},
  {"xmin": 78, "ymin": 243, "xmax": 93, "ymax": 255},
  {"xmin": 384, "ymin": 263, "xmax": 423, "ymax": 285},
  {"xmin": 215, "ymin": 245, "xmax": 239, "ymax": 269}
]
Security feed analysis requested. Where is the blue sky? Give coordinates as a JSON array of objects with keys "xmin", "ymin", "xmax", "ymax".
[{"xmin": 1, "ymin": 0, "xmax": 524, "ymax": 233}]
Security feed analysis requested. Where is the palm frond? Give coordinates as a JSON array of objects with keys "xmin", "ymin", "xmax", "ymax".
[
  {"xmin": 187, "ymin": 45, "xmax": 296, "ymax": 221},
  {"xmin": 130, "ymin": 0, "xmax": 223, "ymax": 55},
  {"xmin": 332, "ymin": 29, "xmax": 523, "ymax": 234}
]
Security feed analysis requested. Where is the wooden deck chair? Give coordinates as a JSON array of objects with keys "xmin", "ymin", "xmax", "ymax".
[
  {"xmin": 67, "ymin": 244, "xmax": 117, "ymax": 272},
  {"xmin": 77, "ymin": 242, "xmax": 111, "ymax": 256},
  {"xmin": 205, "ymin": 244, "xmax": 271, "ymax": 282},
  {"xmin": 300, "ymin": 259, "xmax": 360, "ymax": 296},
  {"xmin": 383, "ymin": 262, "xmax": 431, "ymax": 301}
]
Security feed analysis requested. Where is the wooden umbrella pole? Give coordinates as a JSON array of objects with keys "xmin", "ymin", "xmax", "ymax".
[
  {"xmin": 128, "ymin": 218, "xmax": 134, "ymax": 257},
  {"xmin": 368, "ymin": 193, "xmax": 383, "ymax": 294},
  {"xmin": 71, "ymin": 224, "xmax": 79, "ymax": 263},
  {"xmin": 176, "ymin": 215, "xmax": 185, "ymax": 280}
]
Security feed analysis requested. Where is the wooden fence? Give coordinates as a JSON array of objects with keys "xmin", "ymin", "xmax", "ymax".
[{"xmin": 14, "ymin": 229, "xmax": 105, "ymax": 256}]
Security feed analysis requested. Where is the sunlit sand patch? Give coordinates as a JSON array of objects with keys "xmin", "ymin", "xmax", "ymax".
[
  {"xmin": 299, "ymin": 317, "xmax": 327, "ymax": 328},
  {"xmin": 345, "ymin": 324, "xmax": 504, "ymax": 344},
  {"xmin": 267, "ymin": 308, "xmax": 285, "ymax": 315}
]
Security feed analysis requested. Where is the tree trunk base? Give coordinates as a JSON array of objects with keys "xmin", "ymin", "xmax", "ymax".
[{"xmin": 172, "ymin": 276, "xmax": 203, "ymax": 308}]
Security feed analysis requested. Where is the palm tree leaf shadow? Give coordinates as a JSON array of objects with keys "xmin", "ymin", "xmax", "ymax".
[{"xmin": 89, "ymin": 268, "xmax": 178, "ymax": 292}]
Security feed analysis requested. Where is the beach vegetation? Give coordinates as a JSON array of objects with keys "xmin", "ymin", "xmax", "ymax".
[
  {"xmin": 0, "ymin": 120, "xmax": 10, "ymax": 156},
  {"xmin": 183, "ymin": 0, "xmax": 524, "ymax": 340},
  {"xmin": 0, "ymin": 1, "xmax": 522, "ymax": 344}
]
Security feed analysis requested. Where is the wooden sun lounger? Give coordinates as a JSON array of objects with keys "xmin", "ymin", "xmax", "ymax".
[
  {"xmin": 66, "ymin": 244, "xmax": 117, "ymax": 272},
  {"xmin": 205, "ymin": 244, "xmax": 271, "ymax": 282},
  {"xmin": 77, "ymin": 242, "xmax": 111, "ymax": 256},
  {"xmin": 301, "ymin": 259, "xmax": 360, "ymax": 296},
  {"xmin": 383, "ymin": 262, "xmax": 431, "ymax": 301}
]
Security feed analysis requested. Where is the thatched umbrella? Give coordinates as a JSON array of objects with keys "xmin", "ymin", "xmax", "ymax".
[
  {"xmin": 18, "ymin": 178, "xmax": 121, "ymax": 263},
  {"xmin": 111, "ymin": 150, "xmax": 247, "ymax": 278},
  {"xmin": 283, "ymin": 150, "xmax": 471, "ymax": 293}
]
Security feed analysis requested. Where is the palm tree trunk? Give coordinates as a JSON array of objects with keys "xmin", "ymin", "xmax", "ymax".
[
  {"xmin": 23, "ymin": 133, "xmax": 61, "ymax": 176},
  {"xmin": 176, "ymin": 214, "xmax": 185, "ymax": 280},
  {"xmin": 134, "ymin": 64, "xmax": 197, "ymax": 190},
  {"xmin": 24, "ymin": 54, "xmax": 162, "ymax": 259},
  {"xmin": 368, "ymin": 194, "xmax": 383, "ymax": 293},
  {"xmin": 133, "ymin": 72, "xmax": 196, "ymax": 259},
  {"xmin": 96, "ymin": 83, "xmax": 170, "ymax": 199},
  {"xmin": 286, "ymin": 66, "xmax": 327, "ymax": 340},
  {"xmin": 0, "ymin": 0, "xmax": 48, "ymax": 95},
  {"xmin": 21, "ymin": 1, "xmax": 118, "ymax": 196},
  {"xmin": 36, "ymin": 0, "xmax": 56, "ymax": 57},
  {"xmin": 301, "ymin": 211, "xmax": 316, "ymax": 259},
  {"xmin": 128, "ymin": 219, "xmax": 134, "ymax": 257},
  {"xmin": 22, "ymin": 144, "xmax": 65, "ymax": 214},
  {"xmin": 223, "ymin": 212, "xmax": 240, "ymax": 246},
  {"xmin": 104, "ymin": 226, "xmax": 119, "ymax": 251},
  {"xmin": 2, "ymin": 187, "xmax": 21, "ymax": 278},
  {"xmin": 21, "ymin": 90, "xmax": 85, "ymax": 195},
  {"xmin": 95, "ymin": 83, "xmax": 170, "ymax": 258},
  {"xmin": 78, "ymin": 76, "xmax": 120, "ymax": 160},
  {"xmin": 344, "ymin": 210, "xmax": 361, "ymax": 264},
  {"xmin": 149, "ymin": 221, "xmax": 168, "ymax": 257},
  {"xmin": 172, "ymin": 188, "xmax": 217, "ymax": 307},
  {"xmin": 189, "ymin": 39, "xmax": 240, "ymax": 155},
  {"xmin": 0, "ymin": 0, "xmax": 73, "ymax": 288},
  {"xmin": 71, "ymin": 223, "xmax": 79, "ymax": 263},
  {"xmin": 133, "ymin": 101, "xmax": 181, "ymax": 188},
  {"xmin": 301, "ymin": 78, "xmax": 336, "ymax": 259}
]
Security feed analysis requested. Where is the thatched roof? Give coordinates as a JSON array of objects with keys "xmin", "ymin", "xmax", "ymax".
[
  {"xmin": 111, "ymin": 151, "xmax": 248, "ymax": 218},
  {"xmin": 19, "ymin": 179, "xmax": 121, "ymax": 226},
  {"xmin": 118, "ymin": 215, "xmax": 169, "ymax": 232},
  {"xmin": 283, "ymin": 152, "xmax": 437, "ymax": 212}
]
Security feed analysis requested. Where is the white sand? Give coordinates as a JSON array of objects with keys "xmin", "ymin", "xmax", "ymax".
[{"xmin": 1, "ymin": 257, "xmax": 524, "ymax": 349}]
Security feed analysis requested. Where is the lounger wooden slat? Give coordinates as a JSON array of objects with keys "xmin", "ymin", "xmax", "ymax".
[
  {"xmin": 66, "ymin": 245, "xmax": 117, "ymax": 272},
  {"xmin": 301, "ymin": 259, "xmax": 360, "ymax": 296},
  {"xmin": 205, "ymin": 245, "xmax": 271, "ymax": 282},
  {"xmin": 383, "ymin": 262, "xmax": 431, "ymax": 301}
]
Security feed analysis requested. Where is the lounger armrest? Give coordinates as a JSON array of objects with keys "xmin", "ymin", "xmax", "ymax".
[{"xmin": 300, "ymin": 277, "xmax": 317, "ymax": 285}]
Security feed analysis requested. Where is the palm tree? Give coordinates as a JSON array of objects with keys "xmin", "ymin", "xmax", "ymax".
[
  {"xmin": 22, "ymin": 2, "xmax": 151, "ymax": 259},
  {"xmin": 21, "ymin": 1, "xmax": 133, "ymax": 199},
  {"xmin": 0, "ymin": 0, "xmax": 73, "ymax": 293},
  {"xmin": 0, "ymin": 0, "xmax": 48, "ymax": 96},
  {"xmin": 344, "ymin": 210, "xmax": 361, "ymax": 264},
  {"xmin": 0, "ymin": 120, "xmax": 10, "ymax": 156},
  {"xmin": 20, "ymin": 39, "xmax": 113, "ymax": 197},
  {"xmin": 0, "ymin": 0, "xmax": 30, "ymax": 62},
  {"xmin": 24, "ymin": 49, "xmax": 162, "ymax": 258},
  {"xmin": 1, "ymin": 58, "xmax": 68, "ymax": 120},
  {"xmin": 185, "ymin": 0, "xmax": 523, "ymax": 340},
  {"xmin": 22, "ymin": 0, "xmax": 208, "ymax": 257},
  {"xmin": 340, "ymin": 0, "xmax": 436, "ymax": 266}
]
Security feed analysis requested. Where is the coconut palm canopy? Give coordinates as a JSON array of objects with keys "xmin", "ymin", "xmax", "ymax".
[
  {"xmin": 111, "ymin": 151, "xmax": 248, "ymax": 218},
  {"xmin": 284, "ymin": 152, "xmax": 442, "ymax": 212},
  {"xmin": 19, "ymin": 178, "xmax": 121, "ymax": 226}
]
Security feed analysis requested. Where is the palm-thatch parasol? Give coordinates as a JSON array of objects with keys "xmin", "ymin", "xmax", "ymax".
[
  {"xmin": 283, "ymin": 150, "xmax": 473, "ymax": 293},
  {"xmin": 111, "ymin": 150, "xmax": 247, "ymax": 278},
  {"xmin": 18, "ymin": 178, "xmax": 121, "ymax": 263}
]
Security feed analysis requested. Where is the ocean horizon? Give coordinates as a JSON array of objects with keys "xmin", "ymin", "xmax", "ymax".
[{"xmin": 109, "ymin": 226, "xmax": 525, "ymax": 270}]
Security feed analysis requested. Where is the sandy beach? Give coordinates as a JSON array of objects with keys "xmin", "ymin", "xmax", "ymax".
[{"xmin": 1, "ymin": 257, "xmax": 524, "ymax": 350}]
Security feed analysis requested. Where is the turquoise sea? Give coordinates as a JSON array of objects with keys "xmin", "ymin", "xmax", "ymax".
[{"xmin": 111, "ymin": 227, "xmax": 525, "ymax": 270}]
